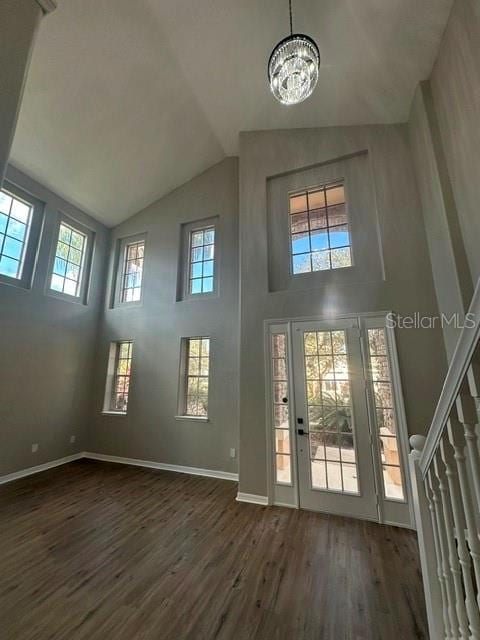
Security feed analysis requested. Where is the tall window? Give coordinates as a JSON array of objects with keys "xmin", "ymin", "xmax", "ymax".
[
  {"xmin": 121, "ymin": 240, "xmax": 144, "ymax": 302},
  {"xmin": 367, "ymin": 328, "xmax": 405, "ymax": 501},
  {"xmin": 50, "ymin": 222, "xmax": 87, "ymax": 297},
  {"xmin": 271, "ymin": 333, "xmax": 292, "ymax": 485},
  {"xmin": 0, "ymin": 189, "xmax": 34, "ymax": 280},
  {"xmin": 189, "ymin": 227, "xmax": 215, "ymax": 294},
  {"xmin": 290, "ymin": 181, "xmax": 352, "ymax": 275},
  {"xmin": 303, "ymin": 330, "xmax": 359, "ymax": 494},
  {"xmin": 181, "ymin": 337, "xmax": 210, "ymax": 417},
  {"xmin": 104, "ymin": 341, "xmax": 133, "ymax": 414}
]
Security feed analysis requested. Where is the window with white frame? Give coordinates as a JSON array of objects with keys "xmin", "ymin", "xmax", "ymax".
[
  {"xmin": 121, "ymin": 239, "xmax": 145, "ymax": 302},
  {"xmin": 179, "ymin": 337, "xmax": 210, "ymax": 417},
  {"xmin": 50, "ymin": 221, "xmax": 88, "ymax": 297},
  {"xmin": 290, "ymin": 181, "xmax": 352, "ymax": 275},
  {"xmin": 103, "ymin": 341, "xmax": 133, "ymax": 414},
  {"xmin": 188, "ymin": 226, "xmax": 215, "ymax": 294},
  {"xmin": 271, "ymin": 332, "xmax": 292, "ymax": 485},
  {"xmin": 0, "ymin": 188, "xmax": 35, "ymax": 281},
  {"xmin": 366, "ymin": 328, "xmax": 405, "ymax": 501}
]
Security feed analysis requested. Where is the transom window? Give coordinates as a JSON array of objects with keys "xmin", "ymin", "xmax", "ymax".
[
  {"xmin": 50, "ymin": 222, "xmax": 87, "ymax": 297},
  {"xmin": 367, "ymin": 328, "xmax": 405, "ymax": 501},
  {"xmin": 182, "ymin": 337, "xmax": 210, "ymax": 417},
  {"xmin": 290, "ymin": 182, "xmax": 352, "ymax": 275},
  {"xmin": 121, "ymin": 240, "xmax": 144, "ymax": 302},
  {"xmin": 110, "ymin": 341, "xmax": 133, "ymax": 413},
  {"xmin": 0, "ymin": 189, "xmax": 34, "ymax": 280},
  {"xmin": 189, "ymin": 227, "xmax": 215, "ymax": 294}
]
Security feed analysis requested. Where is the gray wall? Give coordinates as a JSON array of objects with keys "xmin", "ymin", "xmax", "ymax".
[
  {"xmin": 0, "ymin": 165, "xmax": 109, "ymax": 476},
  {"xmin": 89, "ymin": 158, "xmax": 239, "ymax": 475},
  {"xmin": 430, "ymin": 0, "xmax": 480, "ymax": 285},
  {"xmin": 408, "ymin": 0, "xmax": 479, "ymax": 360},
  {"xmin": 0, "ymin": 0, "xmax": 42, "ymax": 184},
  {"xmin": 238, "ymin": 125, "xmax": 447, "ymax": 496},
  {"xmin": 408, "ymin": 83, "xmax": 472, "ymax": 360}
]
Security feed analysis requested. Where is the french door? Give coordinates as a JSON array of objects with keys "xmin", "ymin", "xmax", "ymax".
[{"xmin": 269, "ymin": 316, "xmax": 411, "ymax": 527}]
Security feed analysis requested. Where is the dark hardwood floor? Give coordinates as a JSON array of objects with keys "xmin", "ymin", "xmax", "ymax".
[{"xmin": 0, "ymin": 460, "xmax": 427, "ymax": 640}]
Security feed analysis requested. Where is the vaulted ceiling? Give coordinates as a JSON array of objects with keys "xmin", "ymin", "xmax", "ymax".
[{"xmin": 10, "ymin": 0, "xmax": 453, "ymax": 226}]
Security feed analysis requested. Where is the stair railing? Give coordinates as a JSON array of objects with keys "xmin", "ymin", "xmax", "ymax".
[{"xmin": 410, "ymin": 279, "xmax": 480, "ymax": 640}]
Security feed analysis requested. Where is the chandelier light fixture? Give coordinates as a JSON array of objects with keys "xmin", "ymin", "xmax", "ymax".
[{"xmin": 268, "ymin": 0, "xmax": 320, "ymax": 106}]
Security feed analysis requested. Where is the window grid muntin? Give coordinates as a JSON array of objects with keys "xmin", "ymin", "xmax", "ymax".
[
  {"xmin": 290, "ymin": 182, "xmax": 352, "ymax": 275},
  {"xmin": 121, "ymin": 240, "xmax": 144, "ymax": 303},
  {"xmin": 189, "ymin": 226, "xmax": 215, "ymax": 295},
  {"xmin": 303, "ymin": 329, "xmax": 359, "ymax": 494},
  {"xmin": 367, "ymin": 328, "xmax": 405, "ymax": 501},
  {"xmin": 50, "ymin": 222, "xmax": 87, "ymax": 297},
  {"xmin": 111, "ymin": 341, "xmax": 133, "ymax": 413},
  {"xmin": 271, "ymin": 333, "xmax": 292, "ymax": 485},
  {"xmin": 0, "ymin": 189, "xmax": 34, "ymax": 280},
  {"xmin": 185, "ymin": 337, "xmax": 210, "ymax": 417}
]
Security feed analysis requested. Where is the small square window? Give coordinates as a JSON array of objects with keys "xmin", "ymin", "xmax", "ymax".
[
  {"xmin": 0, "ymin": 185, "xmax": 43, "ymax": 288},
  {"xmin": 289, "ymin": 182, "xmax": 352, "ymax": 275}
]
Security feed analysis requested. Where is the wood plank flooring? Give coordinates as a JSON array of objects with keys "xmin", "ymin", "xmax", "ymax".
[{"xmin": 0, "ymin": 460, "xmax": 427, "ymax": 640}]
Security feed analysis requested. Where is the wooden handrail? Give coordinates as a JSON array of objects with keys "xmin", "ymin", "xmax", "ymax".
[{"xmin": 420, "ymin": 277, "xmax": 480, "ymax": 478}]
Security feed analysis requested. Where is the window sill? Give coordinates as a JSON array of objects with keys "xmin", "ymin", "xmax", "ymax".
[
  {"xmin": 101, "ymin": 411, "xmax": 128, "ymax": 417},
  {"xmin": 174, "ymin": 415, "xmax": 209, "ymax": 423}
]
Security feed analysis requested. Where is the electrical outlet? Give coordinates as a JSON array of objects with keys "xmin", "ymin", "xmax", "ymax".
[
  {"xmin": 229, "ymin": 448, "xmax": 236, "ymax": 459},
  {"xmin": 70, "ymin": 435, "xmax": 76, "ymax": 444},
  {"xmin": 31, "ymin": 443, "xmax": 39, "ymax": 453}
]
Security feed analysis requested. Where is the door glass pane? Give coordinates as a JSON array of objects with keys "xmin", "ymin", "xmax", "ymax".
[
  {"xmin": 271, "ymin": 333, "xmax": 292, "ymax": 485},
  {"xmin": 303, "ymin": 330, "xmax": 359, "ymax": 494},
  {"xmin": 367, "ymin": 328, "xmax": 405, "ymax": 501}
]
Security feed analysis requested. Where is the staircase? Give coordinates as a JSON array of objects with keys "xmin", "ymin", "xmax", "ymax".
[{"xmin": 409, "ymin": 281, "xmax": 480, "ymax": 639}]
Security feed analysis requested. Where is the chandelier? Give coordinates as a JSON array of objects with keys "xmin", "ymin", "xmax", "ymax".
[{"xmin": 268, "ymin": 0, "xmax": 320, "ymax": 105}]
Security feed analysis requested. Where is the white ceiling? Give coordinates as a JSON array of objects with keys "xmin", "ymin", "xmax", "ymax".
[{"xmin": 10, "ymin": 0, "xmax": 453, "ymax": 227}]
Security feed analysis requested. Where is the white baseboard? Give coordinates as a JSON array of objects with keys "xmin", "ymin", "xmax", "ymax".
[
  {"xmin": 236, "ymin": 492, "xmax": 269, "ymax": 505},
  {"xmin": 0, "ymin": 451, "xmax": 238, "ymax": 487},
  {"xmin": 0, "ymin": 453, "xmax": 84, "ymax": 486},
  {"xmin": 83, "ymin": 452, "xmax": 239, "ymax": 482}
]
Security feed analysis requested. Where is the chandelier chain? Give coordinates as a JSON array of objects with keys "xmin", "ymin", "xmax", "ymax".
[{"xmin": 289, "ymin": 0, "xmax": 293, "ymax": 35}]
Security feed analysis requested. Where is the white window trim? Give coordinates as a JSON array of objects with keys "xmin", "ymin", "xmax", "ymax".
[
  {"xmin": 178, "ymin": 217, "xmax": 219, "ymax": 301},
  {"xmin": 102, "ymin": 340, "xmax": 134, "ymax": 415},
  {"xmin": 288, "ymin": 178, "xmax": 354, "ymax": 278},
  {"xmin": 0, "ymin": 181, "xmax": 44, "ymax": 290},
  {"xmin": 112, "ymin": 233, "xmax": 147, "ymax": 308},
  {"xmin": 46, "ymin": 213, "xmax": 94, "ymax": 304},
  {"xmin": 176, "ymin": 336, "xmax": 211, "ymax": 419}
]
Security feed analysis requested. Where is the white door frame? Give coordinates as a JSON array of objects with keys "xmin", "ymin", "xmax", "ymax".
[{"xmin": 264, "ymin": 311, "xmax": 415, "ymax": 528}]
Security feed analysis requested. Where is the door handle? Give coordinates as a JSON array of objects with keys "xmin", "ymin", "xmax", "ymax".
[{"xmin": 297, "ymin": 429, "xmax": 309, "ymax": 436}]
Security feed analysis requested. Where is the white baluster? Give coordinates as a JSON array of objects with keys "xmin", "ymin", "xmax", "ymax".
[
  {"xmin": 440, "ymin": 435, "xmax": 480, "ymax": 639},
  {"xmin": 447, "ymin": 416, "xmax": 480, "ymax": 611},
  {"xmin": 409, "ymin": 435, "xmax": 446, "ymax": 640},
  {"xmin": 427, "ymin": 467, "xmax": 460, "ymax": 638},
  {"xmin": 434, "ymin": 447, "xmax": 470, "ymax": 639},
  {"xmin": 456, "ymin": 389, "xmax": 480, "ymax": 512}
]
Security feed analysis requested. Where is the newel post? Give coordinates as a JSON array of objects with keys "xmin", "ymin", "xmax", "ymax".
[{"xmin": 409, "ymin": 434, "xmax": 445, "ymax": 640}]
